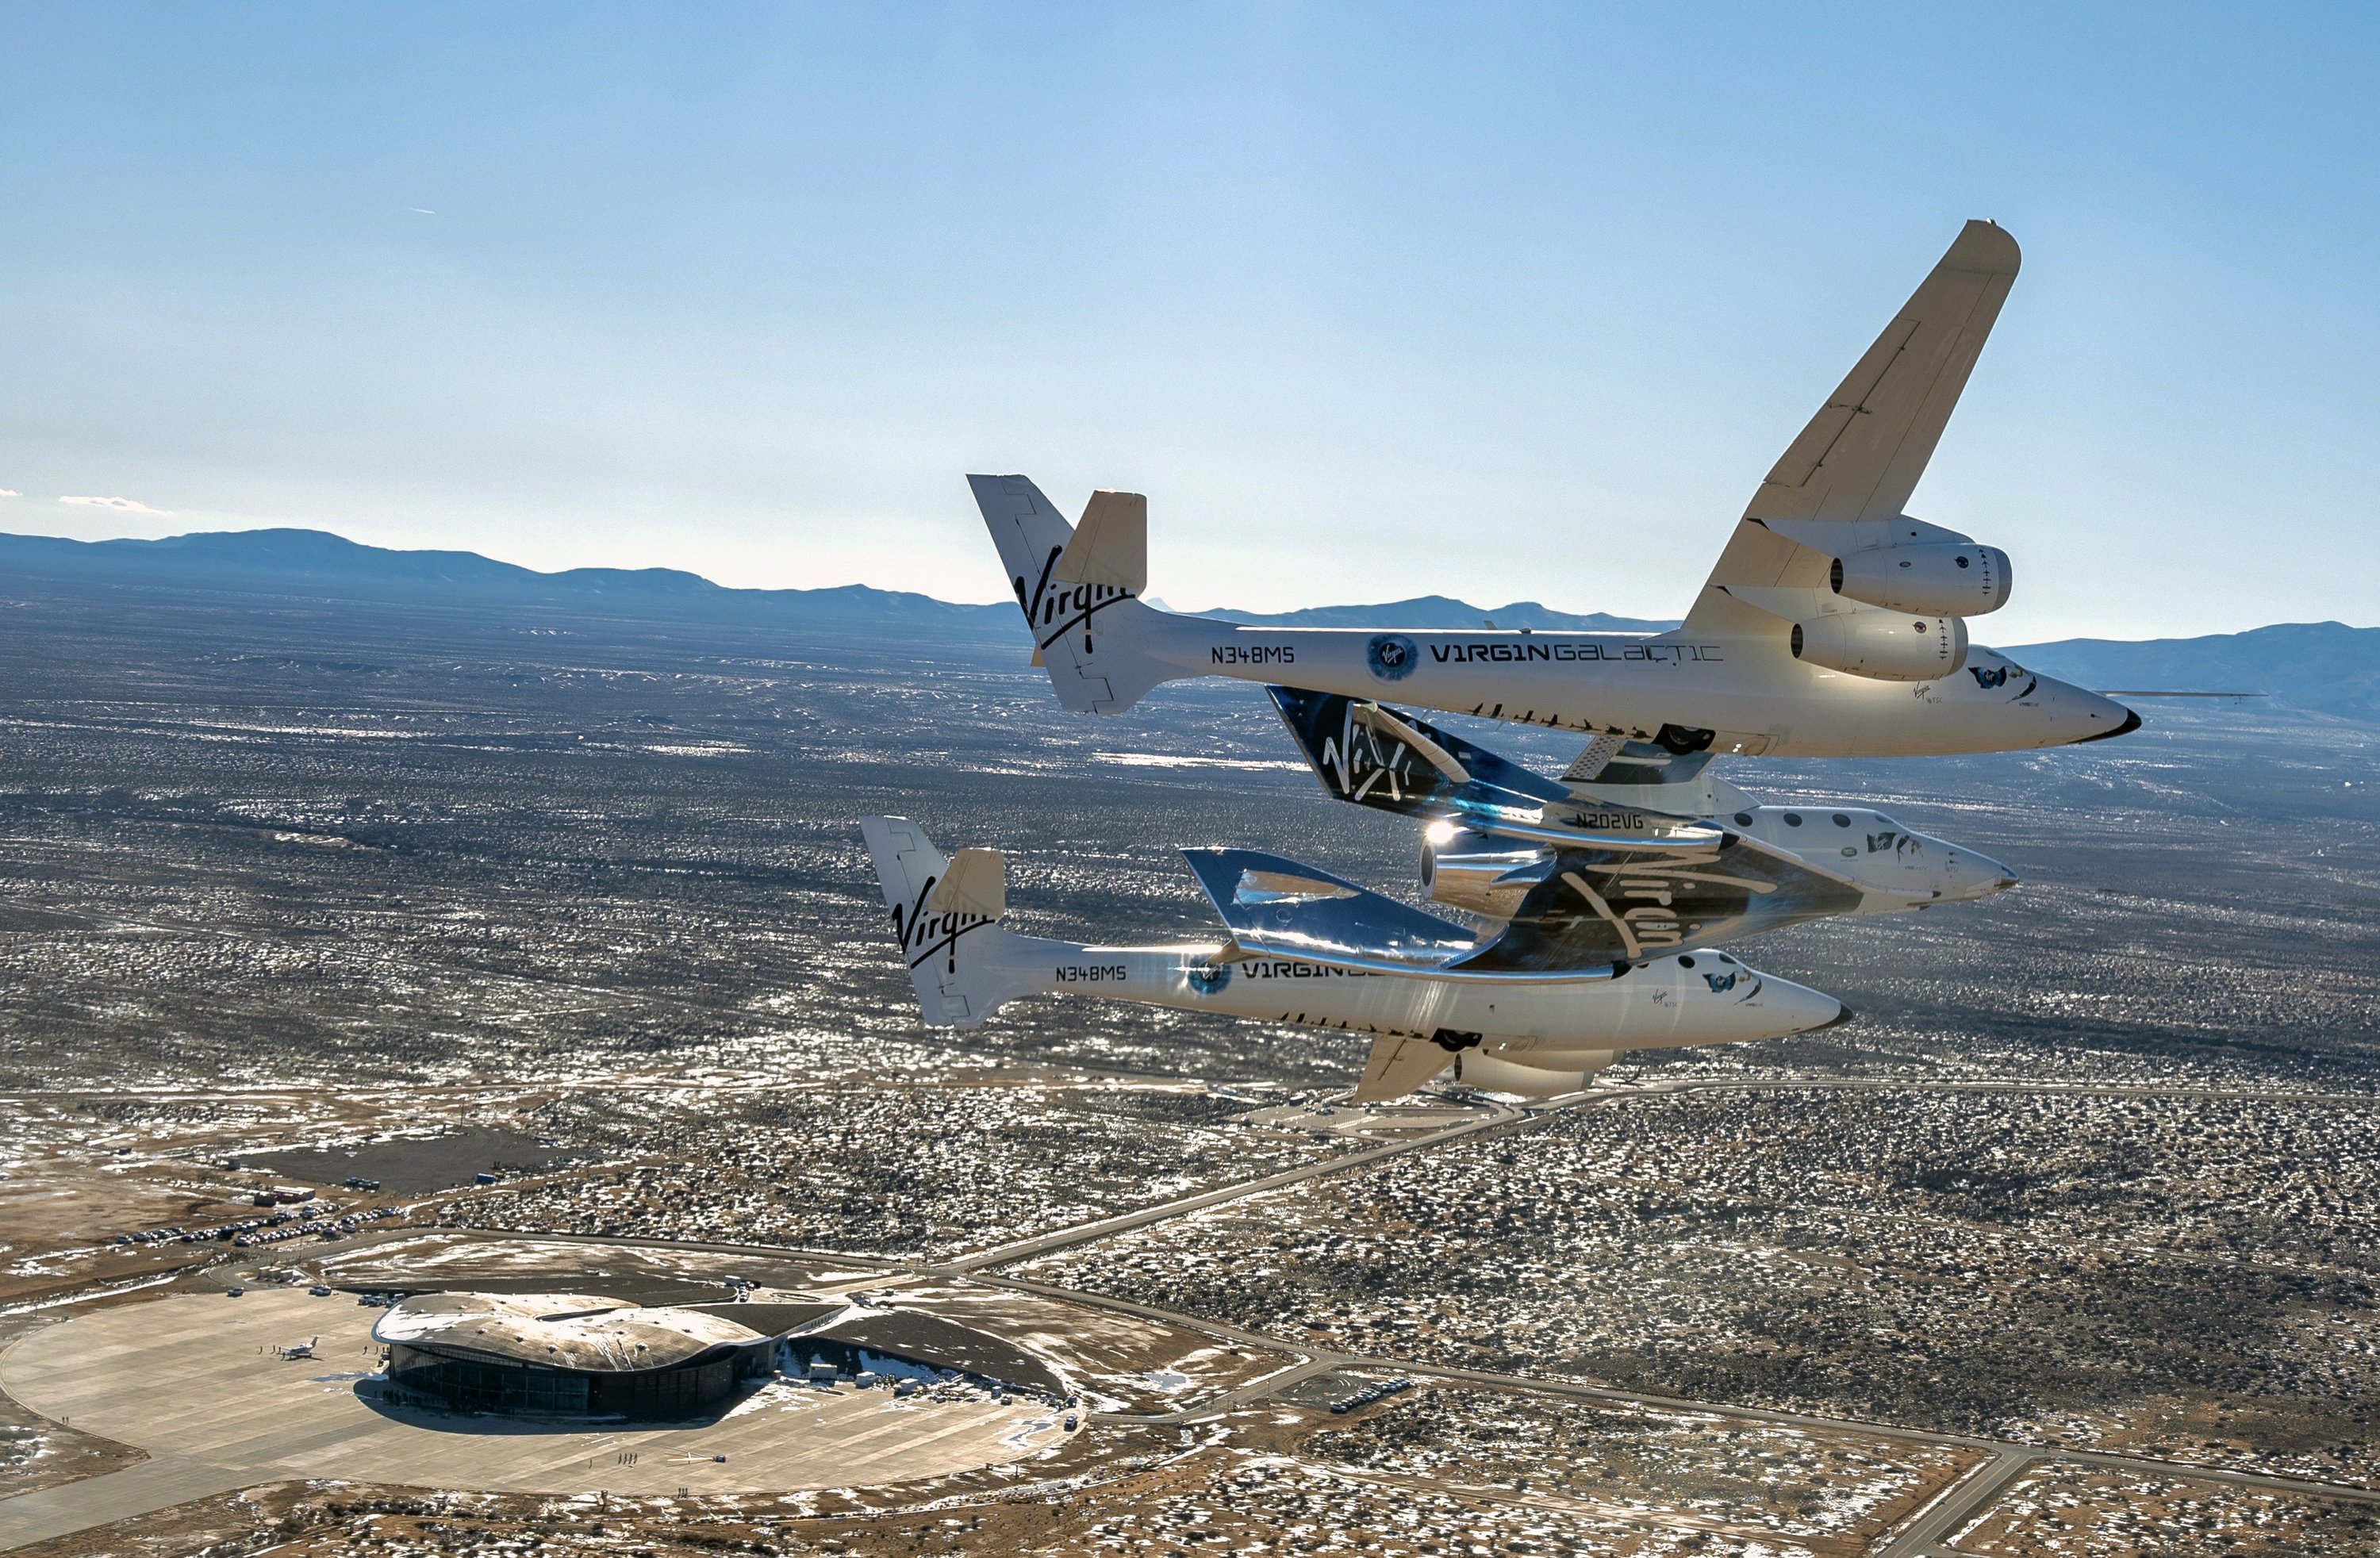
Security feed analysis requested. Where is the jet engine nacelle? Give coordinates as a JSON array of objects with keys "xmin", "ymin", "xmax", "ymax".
[
  {"xmin": 1419, "ymin": 827, "xmax": 1550, "ymax": 921},
  {"xmin": 1791, "ymin": 612, "xmax": 1968, "ymax": 682},
  {"xmin": 1829, "ymin": 543, "xmax": 2011, "ymax": 616},
  {"xmin": 1453, "ymin": 1046, "xmax": 1612, "ymax": 1097}
]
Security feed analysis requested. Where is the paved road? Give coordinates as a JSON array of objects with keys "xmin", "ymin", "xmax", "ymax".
[
  {"xmin": 1873, "ymin": 1446, "xmax": 2046, "ymax": 1554},
  {"xmin": 942, "ymin": 1100, "xmax": 1545, "ymax": 1271}
]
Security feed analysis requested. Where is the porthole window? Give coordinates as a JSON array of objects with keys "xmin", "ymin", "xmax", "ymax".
[
  {"xmin": 1733, "ymin": 812, "xmax": 1753, "ymax": 827},
  {"xmin": 1833, "ymin": 813, "xmax": 1851, "ymax": 827},
  {"xmin": 1842, "ymin": 846, "xmax": 1857, "ymax": 857},
  {"xmin": 1678, "ymin": 956, "xmax": 1695, "ymax": 969},
  {"xmin": 1783, "ymin": 812, "xmax": 1802, "ymax": 826}
]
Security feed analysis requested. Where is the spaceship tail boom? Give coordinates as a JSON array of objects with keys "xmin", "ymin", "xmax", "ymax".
[
  {"xmin": 858, "ymin": 815, "xmax": 1049, "ymax": 1028},
  {"xmin": 968, "ymin": 473, "xmax": 1192, "ymax": 714}
]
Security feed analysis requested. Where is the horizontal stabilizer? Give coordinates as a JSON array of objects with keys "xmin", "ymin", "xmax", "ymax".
[
  {"xmin": 1353, "ymin": 1035, "xmax": 1453, "ymax": 1103},
  {"xmin": 929, "ymin": 847, "xmax": 1007, "ymax": 920},
  {"xmin": 856, "ymin": 817, "xmax": 1036, "ymax": 1028},
  {"xmin": 1053, "ymin": 491, "xmax": 1148, "ymax": 593},
  {"xmin": 969, "ymin": 474, "xmax": 1188, "ymax": 715}
]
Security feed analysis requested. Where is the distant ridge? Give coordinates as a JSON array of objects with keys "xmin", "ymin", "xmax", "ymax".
[
  {"xmin": 1192, "ymin": 597, "xmax": 1676, "ymax": 633},
  {"xmin": 0, "ymin": 527, "xmax": 1011, "ymax": 635},
  {"xmin": 2010, "ymin": 622, "xmax": 2380, "ymax": 727},
  {"xmin": 3, "ymin": 528, "xmax": 2374, "ymax": 722},
  {"xmin": 0, "ymin": 528, "xmax": 1672, "ymax": 639}
]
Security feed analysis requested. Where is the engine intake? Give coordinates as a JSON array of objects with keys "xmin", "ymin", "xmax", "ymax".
[
  {"xmin": 1791, "ymin": 612, "xmax": 1968, "ymax": 681},
  {"xmin": 1829, "ymin": 543, "xmax": 2010, "ymax": 616}
]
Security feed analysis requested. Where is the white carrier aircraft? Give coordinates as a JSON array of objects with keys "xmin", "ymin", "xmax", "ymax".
[
  {"xmin": 1266, "ymin": 685, "xmax": 2016, "ymax": 965},
  {"xmin": 858, "ymin": 815, "xmax": 1848, "ymax": 1102},
  {"xmin": 972, "ymin": 220, "xmax": 2138, "ymax": 758}
]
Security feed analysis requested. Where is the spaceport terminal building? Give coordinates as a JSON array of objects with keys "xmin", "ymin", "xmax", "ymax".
[{"xmin": 370, "ymin": 1290, "xmax": 1069, "ymax": 1419}]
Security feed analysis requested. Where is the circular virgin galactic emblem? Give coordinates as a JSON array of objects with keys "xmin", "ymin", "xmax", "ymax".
[
  {"xmin": 1365, "ymin": 634, "xmax": 1418, "ymax": 682},
  {"xmin": 1188, "ymin": 963, "xmax": 1233, "ymax": 996}
]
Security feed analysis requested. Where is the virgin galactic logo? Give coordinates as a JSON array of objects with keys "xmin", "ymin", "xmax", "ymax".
[
  {"xmin": 1188, "ymin": 963, "xmax": 1234, "ymax": 995},
  {"xmin": 1366, "ymin": 635, "xmax": 1418, "ymax": 682}
]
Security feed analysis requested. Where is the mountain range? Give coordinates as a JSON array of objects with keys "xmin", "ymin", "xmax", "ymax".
[{"xmin": 5, "ymin": 527, "xmax": 2374, "ymax": 723}]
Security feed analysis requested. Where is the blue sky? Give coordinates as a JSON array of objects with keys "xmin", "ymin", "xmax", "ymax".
[{"xmin": 1, "ymin": 4, "xmax": 2372, "ymax": 639}]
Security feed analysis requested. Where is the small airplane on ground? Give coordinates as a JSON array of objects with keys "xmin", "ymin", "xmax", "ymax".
[
  {"xmin": 1265, "ymin": 685, "xmax": 2016, "ymax": 963},
  {"xmin": 970, "ymin": 221, "xmax": 2139, "ymax": 758},
  {"xmin": 858, "ymin": 815, "xmax": 1848, "ymax": 1102}
]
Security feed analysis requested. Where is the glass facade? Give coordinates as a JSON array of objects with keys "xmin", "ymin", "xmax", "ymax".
[{"xmin": 387, "ymin": 1342, "xmax": 743, "ymax": 1419}]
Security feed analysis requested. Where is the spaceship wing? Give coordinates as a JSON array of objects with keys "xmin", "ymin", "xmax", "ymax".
[
  {"xmin": 1453, "ymin": 834, "xmax": 1866, "ymax": 969},
  {"xmin": 1267, "ymin": 685, "xmax": 1568, "ymax": 822},
  {"xmin": 1181, "ymin": 848, "xmax": 1481, "ymax": 975}
]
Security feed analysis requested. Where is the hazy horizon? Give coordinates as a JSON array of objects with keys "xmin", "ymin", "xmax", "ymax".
[{"xmin": 5, "ymin": 6, "xmax": 2375, "ymax": 638}]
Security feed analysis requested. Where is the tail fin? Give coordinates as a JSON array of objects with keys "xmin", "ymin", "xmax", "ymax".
[
  {"xmin": 1266, "ymin": 685, "xmax": 1572, "ymax": 821},
  {"xmin": 967, "ymin": 474, "xmax": 1188, "ymax": 714},
  {"xmin": 857, "ymin": 816, "xmax": 1041, "ymax": 1028}
]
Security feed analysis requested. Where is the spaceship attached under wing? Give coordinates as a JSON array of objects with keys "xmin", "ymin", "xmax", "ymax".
[{"xmin": 1265, "ymin": 685, "xmax": 2016, "ymax": 967}]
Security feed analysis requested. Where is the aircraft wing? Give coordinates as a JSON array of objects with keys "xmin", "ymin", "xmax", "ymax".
[
  {"xmin": 1683, "ymin": 220, "xmax": 2021, "ymax": 632},
  {"xmin": 1453, "ymin": 834, "xmax": 1866, "ymax": 969},
  {"xmin": 1353, "ymin": 1034, "xmax": 1454, "ymax": 1103}
]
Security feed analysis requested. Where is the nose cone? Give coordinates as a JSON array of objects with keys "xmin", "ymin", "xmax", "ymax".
[
  {"xmin": 2044, "ymin": 676, "xmax": 2141, "ymax": 746},
  {"xmin": 1940, "ymin": 846, "xmax": 2021, "ymax": 902},
  {"xmin": 2071, "ymin": 704, "xmax": 2143, "ymax": 744},
  {"xmin": 1742, "ymin": 970, "xmax": 1850, "ymax": 1039}
]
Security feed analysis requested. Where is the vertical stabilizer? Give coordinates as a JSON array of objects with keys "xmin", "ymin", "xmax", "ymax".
[
  {"xmin": 857, "ymin": 816, "xmax": 1041, "ymax": 1028},
  {"xmin": 968, "ymin": 474, "xmax": 1189, "ymax": 713}
]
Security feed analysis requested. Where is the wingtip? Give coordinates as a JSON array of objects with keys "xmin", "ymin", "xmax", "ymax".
[{"xmin": 1950, "ymin": 217, "xmax": 2022, "ymax": 275}]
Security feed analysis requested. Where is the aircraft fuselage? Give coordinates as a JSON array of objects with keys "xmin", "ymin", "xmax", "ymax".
[
  {"xmin": 1127, "ymin": 613, "xmax": 2133, "ymax": 757},
  {"xmin": 983, "ymin": 931, "xmax": 1841, "ymax": 1050}
]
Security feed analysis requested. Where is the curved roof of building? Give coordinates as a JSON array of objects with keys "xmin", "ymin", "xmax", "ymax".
[
  {"xmin": 800, "ymin": 1308, "xmax": 1066, "ymax": 1397},
  {"xmin": 372, "ymin": 1291, "xmax": 773, "ymax": 1373}
]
